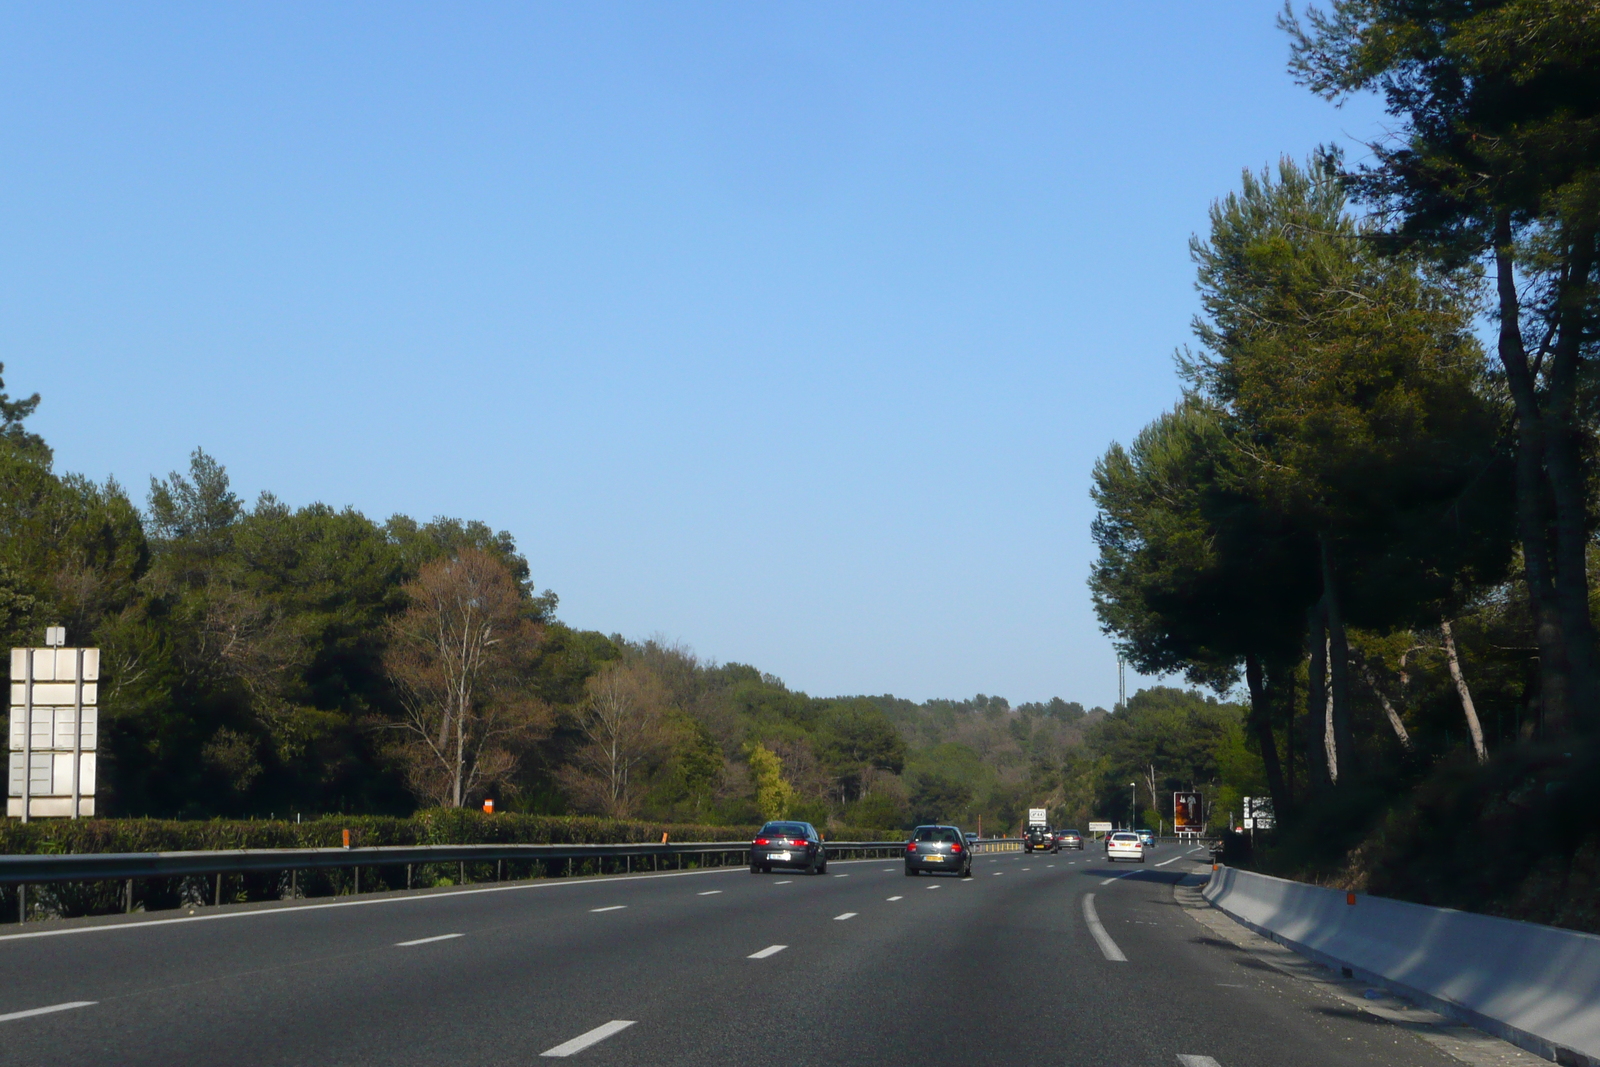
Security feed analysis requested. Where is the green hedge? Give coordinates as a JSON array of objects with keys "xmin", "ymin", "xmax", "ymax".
[{"xmin": 0, "ymin": 811, "xmax": 900, "ymax": 855}]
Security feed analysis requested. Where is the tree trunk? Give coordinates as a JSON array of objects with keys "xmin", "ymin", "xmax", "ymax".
[
  {"xmin": 1280, "ymin": 666, "xmax": 1296, "ymax": 810},
  {"xmin": 1493, "ymin": 212, "xmax": 1582, "ymax": 735},
  {"xmin": 1353, "ymin": 647, "xmax": 1411, "ymax": 750},
  {"xmin": 1245, "ymin": 653, "xmax": 1289, "ymax": 821},
  {"xmin": 1541, "ymin": 226, "xmax": 1600, "ymax": 730},
  {"xmin": 1440, "ymin": 619, "xmax": 1487, "ymax": 763},
  {"xmin": 1306, "ymin": 599, "xmax": 1331, "ymax": 789},
  {"xmin": 1320, "ymin": 535, "xmax": 1353, "ymax": 778}
]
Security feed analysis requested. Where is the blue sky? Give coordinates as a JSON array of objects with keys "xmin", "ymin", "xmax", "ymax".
[{"xmin": 1, "ymin": 3, "xmax": 1384, "ymax": 708}]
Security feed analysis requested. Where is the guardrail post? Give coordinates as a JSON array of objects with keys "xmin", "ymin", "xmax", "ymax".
[
  {"xmin": 124, "ymin": 879, "xmax": 133, "ymax": 913},
  {"xmin": 459, "ymin": 861, "xmax": 466, "ymax": 885},
  {"xmin": 214, "ymin": 873, "xmax": 222, "ymax": 906},
  {"xmin": 354, "ymin": 866, "xmax": 360, "ymax": 895},
  {"xmin": 18, "ymin": 884, "xmax": 25, "ymax": 924},
  {"xmin": 406, "ymin": 864, "xmax": 412, "ymax": 890}
]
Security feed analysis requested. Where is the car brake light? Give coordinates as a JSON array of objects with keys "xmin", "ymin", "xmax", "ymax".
[
  {"xmin": 792, "ymin": 839, "xmax": 807, "ymax": 847},
  {"xmin": 906, "ymin": 842, "xmax": 916, "ymax": 851},
  {"xmin": 950, "ymin": 843, "xmax": 962, "ymax": 853},
  {"xmin": 754, "ymin": 838, "xmax": 768, "ymax": 846}
]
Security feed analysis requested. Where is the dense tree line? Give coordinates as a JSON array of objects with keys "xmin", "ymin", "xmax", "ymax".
[
  {"xmin": 2, "ymin": 381, "xmax": 1136, "ymax": 831},
  {"xmin": 1090, "ymin": 2, "xmax": 1600, "ymax": 891}
]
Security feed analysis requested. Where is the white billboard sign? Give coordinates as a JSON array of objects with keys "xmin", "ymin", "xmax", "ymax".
[
  {"xmin": 1027, "ymin": 807, "xmax": 1048, "ymax": 826},
  {"xmin": 9, "ymin": 642, "xmax": 99, "ymax": 819}
]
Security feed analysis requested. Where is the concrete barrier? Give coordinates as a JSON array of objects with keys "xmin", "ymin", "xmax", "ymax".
[{"xmin": 1204, "ymin": 866, "xmax": 1600, "ymax": 1065}]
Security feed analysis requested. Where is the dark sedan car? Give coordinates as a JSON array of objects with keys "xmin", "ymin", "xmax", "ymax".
[
  {"xmin": 749, "ymin": 821, "xmax": 828, "ymax": 875},
  {"xmin": 905, "ymin": 824, "xmax": 973, "ymax": 877},
  {"xmin": 1056, "ymin": 829, "xmax": 1084, "ymax": 850}
]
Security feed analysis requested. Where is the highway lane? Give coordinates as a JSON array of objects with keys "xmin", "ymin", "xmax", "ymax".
[{"xmin": 0, "ymin": 846, "xmax": 1474, "ymax": 1066}]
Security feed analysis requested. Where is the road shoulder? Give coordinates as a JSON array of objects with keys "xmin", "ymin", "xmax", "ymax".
[{"xmin": 1172, "ymin": 874, "xmax": 1547, "ymax": 1067}]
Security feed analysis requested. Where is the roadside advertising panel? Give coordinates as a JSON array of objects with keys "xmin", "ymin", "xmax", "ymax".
[{"xmin": 1172, "ymin": 791, "xmax": 1202, "ymax": 833}]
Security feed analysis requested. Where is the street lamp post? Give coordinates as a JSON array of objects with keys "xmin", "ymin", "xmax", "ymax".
[{"xmin": 1129, "ymin": 782, "xmax": 1137, "ymax": 831}]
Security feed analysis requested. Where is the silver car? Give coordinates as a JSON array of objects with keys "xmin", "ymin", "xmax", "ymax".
[{"xmin": 905, "ymin": 824, "xmax": 973, "ymax": 877}]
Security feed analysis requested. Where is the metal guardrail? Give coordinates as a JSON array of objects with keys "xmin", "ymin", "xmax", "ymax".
[{"xmin": 0, "ymin": 836, "xmax": 1024, "ymax": 920}]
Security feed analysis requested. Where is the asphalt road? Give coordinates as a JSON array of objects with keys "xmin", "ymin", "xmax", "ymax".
[{"xmin": 0, "ymin": 845, "xmax": 1472, "ymax": 1066}]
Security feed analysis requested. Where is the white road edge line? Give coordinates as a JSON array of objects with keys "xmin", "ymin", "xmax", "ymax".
[
  {"xmin": 834, "ymin": 912, "xmax": 857, "ymax": 921},
  {"xmin": 698, "ymin": 890, "xmax": 722, "ymax": 896},
  {"xmin": 1177, "ymin": 1057, "xmax": 1222, "ymax": 1067},
  {"xmin": 748, "ymin": 944, "xmax": 787, "ymax": 959},
  {"xmin": 0, "ymin": 1002, "xmax": 96, "ymax": 1024},
  {"xmin": 589, "ymin": 905, "xmax": 626, "ymax": 913},
  {"xmin": 1155, "ymin": 856, "xmax": 1182, "ymax": 867},
  {"xmin": 1099, "ymin": 871, "xmax": 1136, "ymax": 886},
  {"xmin": 540, "ymin": 1020, "xmax": 636, "ymax": 1057},
  {"xmin": 1083, "ymin": 893, "xmax": 1127, "ymax": 962},
  {"xmin": 395, "ymin": 933, "xmax": 462, "ymax": 947}
]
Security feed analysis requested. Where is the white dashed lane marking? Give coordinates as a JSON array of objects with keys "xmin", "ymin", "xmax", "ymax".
[
  {"xmin": 540, "ymin": 1020, "xmax": 636, "ymax": 1058},
  {"xmin": 925, "ymin": 884, "xmax": 941, "ymax": 890},
  {"xmin": 774, "ymin": 880, "xmax": 793, "ymax": 885},
  {"xmin": 1176, "ymin": 1057, "xmax": 1222, "ymax": 1067},
  {"xmin": 834, "ymin": 912, "xmax": 857, "ymax": 921},
  {"xmin": 698, "ymin": 890, "xmax": 722, "ymax": 896},
  {"xmin": 395, "ymin": 933, "xmax": 462, "ymax": 947},
  {"xmin": 748, "ymin": 944, "xmax": 788, "ymax": 959},
  {"xmin": 589, "ymin": 906, "xmax": 626, "ymax": 913},
  {"xmin": 887, "ymin": 895, "xmax": 903, "ymax": 901}
]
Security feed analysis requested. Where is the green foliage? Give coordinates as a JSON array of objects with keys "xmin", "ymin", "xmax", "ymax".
[{"xmin": 747, "ymin": 743, "xmax": 797, "ymax": 820}]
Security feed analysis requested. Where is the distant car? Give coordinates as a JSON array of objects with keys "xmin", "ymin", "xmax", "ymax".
[
  {"xmin": 963, "ymin": 831, "xmax": 979, "ymax": 851},
  {"xmin": 749, "ymin": 821, "xmax": 828, "ymax": 875},
  {"xmin": 1056, "ymin": 829, "xmax": 1084, "ymax": 850},
  {"xmin": 906, "ymin": 824, "xmax": 973, "ymax": 877},
  {"xmin": 1106, "ymin": 831, "xmax": 1145, "ymax": 864},
  {"xmin": 1024, "ymin": 827, "xmax": 1058, "ymax": 854},
  {"xmin": 1136, "ymin": 829, "xmax": 1156, "ymax": 849}
]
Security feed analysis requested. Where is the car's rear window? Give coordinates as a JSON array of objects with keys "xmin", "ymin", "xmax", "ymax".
[
  {"xmin": 761, "ymin": 823, "xmax": 808, "ymax": 837},
  {"xmin": 914, "ymin": 827, "xmax": 959, "ymax": 843},
  {"xmin": 1111, "ymin": 832, "xmax": 1139, "ymax": 841},
  {"xmin": 1061, "ymin": 830, "xmax": 1079, "ymax": 835}
]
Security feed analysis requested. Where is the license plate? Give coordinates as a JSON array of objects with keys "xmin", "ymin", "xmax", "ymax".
[
  {"xmin": 769, "ymin": 851, "xmax": 790, "ymax": 860},
  {"xmin": 925, "ymin": 855, "xmax": 943, "ymax": 862}
]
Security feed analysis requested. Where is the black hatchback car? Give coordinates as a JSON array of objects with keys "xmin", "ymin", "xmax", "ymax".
[
  {"xmin": 749, "ymin": 821, "xmax": 828, "ymax": 875},
  {"xmin": 905, "ymin": 825, "xmax": 973, "ymax": 877}
]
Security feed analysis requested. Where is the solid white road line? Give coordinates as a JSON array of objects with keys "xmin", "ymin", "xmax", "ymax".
[
  {"xmin": 887, "ymin": 895, "xmax": 903, "ymax": 901},
  {"xmin": 589, "ymin": 906, "xmax": 626, "ymax": 913},
  {"xmin": 1177, "ymin": 1057, "xmax": 1222, "ymax": 1067},
  {"xmin": 0, "ymin": 1002, "xmax": 96, "ymax": 1024},
  {"xmin": 395, "ymin": 933, "xmax": 462, "ymax": 947},
  {"xmin": 1155, "ymin": 856, "xmax": 1182, "ymax": 867},
  {"xmin": 698, "ymin": 890, "xmax": 722, "ymax": 896},
  {"xmin": 1099, "ymin": 871, "xmax": 1136, "ymax": 886},
  {"xmin": 834, "ymin": 912, "xmax": 857, "ymax": 921},
  {"xmin": 748, "ymin": 944, "xmax": 787, "ymax": 959},
  {"xmin": 540, "ymin": 1020, "xmax": 636, "ymax": 1057},
  {"xmin": 1083, "ymin": 893, "xmax": 1127, "ymax": 962}
]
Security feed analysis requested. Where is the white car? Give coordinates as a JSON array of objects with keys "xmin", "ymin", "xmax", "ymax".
[{"xmin": 1105, "ymin": 831, "xmax": 1145, "ymax": 864}]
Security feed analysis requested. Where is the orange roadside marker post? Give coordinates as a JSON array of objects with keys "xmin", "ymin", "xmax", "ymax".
[
  {"xmin": 1347, "ymin": 892, "xmax": 1357, "ymax": 905},
  {"xmin": 483, "ymin": 798, "xmax": 494, "ymax": 814},
  {"xmin": 342, "ymin": 828, "xmax": 351, "ymax": 849}
]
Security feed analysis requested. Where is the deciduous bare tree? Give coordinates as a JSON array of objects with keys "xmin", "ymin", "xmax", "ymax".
[
  {"xmin": 384, "ymin": 548, "xmax": 547, "ymax": 807},
  {"xmin": 557, "ymin": 660, "xmax": 671, "ymax": 817}
]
